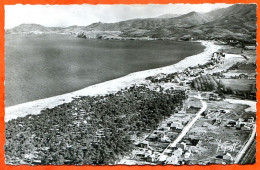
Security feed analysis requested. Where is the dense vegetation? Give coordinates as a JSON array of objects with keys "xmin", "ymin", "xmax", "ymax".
[
  {"xmin": 145, "ymin": 73, "xmax": 178, "ymax": 83},
  {"xmin": 5, "ymin": 85, "xmax": 186, "ymax": 165},
  {"xmin": 191, "ymin": 74, "xmax": 221, "ymax": 91}
]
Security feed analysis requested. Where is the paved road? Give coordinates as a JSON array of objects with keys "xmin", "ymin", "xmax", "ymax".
[
  {"xmin": 237, "ymin": 136, "xmax": 256, "ymax": 164},
  {"xmin": 158, "ymin": 95, "xmax": 207, "ymax": 161},
  {"xmin": 234, "ymin": 125, "xmax": 256, "ymax": 164}
]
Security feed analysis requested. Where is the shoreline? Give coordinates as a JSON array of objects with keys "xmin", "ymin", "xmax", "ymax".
[{"xmin": 5, "ymin": 40, "xmax": 221, "ymax": 122}]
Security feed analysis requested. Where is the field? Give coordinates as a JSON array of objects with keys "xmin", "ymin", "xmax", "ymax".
[
  {"xmin": 219, "ymin": 79, "xmax": 256, "ymax": 92},
  {"xmin": 182, "ymin": 100, "xmax": 254, "ymax": 164}
]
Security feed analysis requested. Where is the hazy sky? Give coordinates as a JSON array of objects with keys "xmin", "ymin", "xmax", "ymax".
[{"xmin": 5, "ymin": 4, "xmax": 232, "ymax": 29}]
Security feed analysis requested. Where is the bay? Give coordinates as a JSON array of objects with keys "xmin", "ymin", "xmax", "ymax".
[{"xmin": 5, "ymin": 34, "xmax": 205, "ymax": 106}]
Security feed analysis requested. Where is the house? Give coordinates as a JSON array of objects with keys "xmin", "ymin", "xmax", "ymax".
[
  {"xmin": 158, "ymin": 126, "xmax": 171, "ymax": 132},
  {"xmin": 170, "ymin": 122, "xmax": 184, "ymax": 132},
  {"xmin": 228, "ymin": 120, "xmax": 237, "ymax": 127},
  {"xmin": 176, "ymin": 142, "xmax": 187, "ymax": 150},
  {"xmin": 164, "ymin": 149, "xmax": 173, "ymax": 156},
  {"xmin": 248, "ymin": 117, "xmax": 254, "ymax": 123},
  {"xmin": 166, "ymin": 131, "xmax": 178, "ymax": 140},
  {"xmin": 144, "ymin": 153, "xmax": 156, "ymax": 162},
  {"xmin": 239, "ymin": 74, "xmax": 248, "ymax": 79},
  {"xmin": 188, "ymin": 135, "xmax": 200, "ymax": 146},
  {"xmin": 137, "ymin": 141, "xmax": 149, "ymax": 148},
  {"xmin": 184, "ymin": 150, "xmax": 191, "ymax": 159},
  {"xmin": 238, "ymin": 118, "xmax": 245, "ymax": 122},
  {"xmin": 182, "ymin": 120, "xmax": 189, "ymax": 125},
  {"xmin": 173, "ymin": 148, "xmax": 183, "ymax": 158},
  {"xmin": 244, "ymin": 45, "xmax": 256, "ymax": 50},
  {"xmin": 153, "ymin": 130, "xmax": 165, "ymax": 137},
  {"xmin": 219, "ymin": 109, "xmax": 230, "ymax": 114},
  {"xmin": 135, "ymin": 151, "xmax": 145, "ymax": 160},
  {"xmin": 32, "ymin": 160, "xmax": 42, "ymax": 165},
  {"xmin": 158, "ymin": 155, "xmax": 168, "ymax": 164},
  {"xmin": 134, "ymin": 149, "xmax": 152, "ymax": 161},
  {"xmin": 202, "ymin": 122, "xmax": 210, "ymax": 127},
  {"xmin": 147, "ymin": 134, "xmax": 158, "ymax": 142},
  {"xmin": 178, "ymin": 110, "xmax": 186, "ymax": 114},
  {"xmin": 236, "ymin": 120, "xmax": 247, "ymax": 129},
  {"xmin": 167, "ymin": 121, "xmax": 173, "ymax": 127},
  {"xmin": 215, "ymin": 159, "xmax": 224, "ymax": 164},
  {"xmin": 241, "ymin": 125, "xmax": 251, "ymax": 130},
  {"xmin": 160, "ymin": 135, "xmax": 171, "ymax": 143},
  {"xmin": 165, "ymin": 155, "xmax": 178, "ymax": 165},
  {"xmin": 223, "ymin": 152, "xmax": 233, "ymax": 161},
  {"xmin": 216, "ymin": 117, "xmax": 222, "ymax": 124}
]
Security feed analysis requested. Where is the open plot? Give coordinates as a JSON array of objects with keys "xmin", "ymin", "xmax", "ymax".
[
  {"xmin": 181, "ymin": 100, "xmax": 254, "ymax": 164},
  {"xmin": 219, "ymin": 79, "xmax": 255, "ymax": 92}
]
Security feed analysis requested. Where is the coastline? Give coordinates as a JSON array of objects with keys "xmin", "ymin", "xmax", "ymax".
[{"xmin": 5, "ymin": 41, "xmax": 221, "ymax": 122}]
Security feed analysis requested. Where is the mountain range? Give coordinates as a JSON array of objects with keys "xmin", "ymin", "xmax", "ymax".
[{"xmin": 6, "ymin": 4, "xmax": 257, "ymax": 43}]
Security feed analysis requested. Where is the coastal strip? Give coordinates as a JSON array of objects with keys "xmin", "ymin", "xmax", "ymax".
[{"xmin": 5, "ymin": 41, "xmax": 221, "ymax": 122}]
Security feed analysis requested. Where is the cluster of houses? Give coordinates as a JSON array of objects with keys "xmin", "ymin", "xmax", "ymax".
[
  {"xmin": 223, "ymin": 73, "xmax": 256, "ymax": 79},
  {"xmin": 158, "ymin": 142, "xmax": 192, "ymax": 165},
  {"xmin": 202, "ymin": 108, "xmax": 255, "ymax": 131},
  {"xmin": 203, "ymin": 109, "xmax": 230, "ymax": 120},
  {"xmin": 125, "ymin": 107, "xmax": 198, "ymax": 164},
  {"xmin": 225, "ymin": 117, "xmax": 255, "ymax": 130},
  {"xmin": 211, "ymin": 52, "xmax": 225, "ymax": 64}
]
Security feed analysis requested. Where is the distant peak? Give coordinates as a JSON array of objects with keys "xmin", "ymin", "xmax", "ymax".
[{"xmin": 157, "ymin": 13, "xmax": 182, "ymax": 18}]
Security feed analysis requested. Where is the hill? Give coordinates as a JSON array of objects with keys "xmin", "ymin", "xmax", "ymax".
[
  {"xmin": 6, "ymin": 4, "xmax": 256, "ymax": 43},
  {"xmin": 157, "ymin": 14, "xmax": 182, "ymax": 18}
]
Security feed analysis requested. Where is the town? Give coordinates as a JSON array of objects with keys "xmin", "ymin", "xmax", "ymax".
[
  {"xmin": 119, "ymin": 41, "xmax": 256, "ymax": 165},
  {"xmin": 5, "ymin": 40, "xmax": 256, "ymax": 165}
]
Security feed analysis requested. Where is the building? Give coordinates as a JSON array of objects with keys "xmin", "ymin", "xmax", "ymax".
[
  {"xmin": 241, "ymin": 126, "xmax": 251, "ymax": 130},
  {"xmin": 170, "ymin": 122, "xmax": 184, "ymax": 132},
  {"xmin": 184, "ymin": 150, "xmax": 191, "ymax": 159},
  {"xmin": 147, "ymin": 134, "xmax": 158, "ymax": 142},
  {"xmin": 176, "ymin": 142, "xmax": 187, "ymax": 150},
  {"xmin": 137, "ymin": 141, "xmax": 149, "ymax": 149},
  {"xmin": 248, "ymin": 117, "xmax": 254, "ymax": 123},
  {"xmin": 158, "ymin": 155, "xmax": 167, "ymax": 164},
  {"xmin": 223, "ymin": 152, "xmax": 233, "ymax": 161},
  {"xmin": 188, "ymin": 135, "xmax": 200, "ymax": 146},
  {"xmin": 165, "ymin": 155, "xmax": 178, "ymax": 165},
  {"xmin": 173, "ymin": 148, "xmax": 183, "ymax": 158}
]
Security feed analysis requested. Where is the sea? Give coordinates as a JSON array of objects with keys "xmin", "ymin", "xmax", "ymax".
[{"xmin": 5, "ymin": 34, "xmax": 205, "ymax": 106}]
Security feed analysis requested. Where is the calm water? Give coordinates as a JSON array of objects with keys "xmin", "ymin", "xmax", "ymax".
[{"xmin": 5, "ymin": 34, "xmax": 205, "ymax": 106}]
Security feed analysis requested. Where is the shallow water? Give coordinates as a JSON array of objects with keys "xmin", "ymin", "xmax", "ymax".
[{"xmin": 5, "ymin": 34, "xmax": 205, "ymax": 106}]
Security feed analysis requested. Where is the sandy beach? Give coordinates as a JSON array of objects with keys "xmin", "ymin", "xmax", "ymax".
[{"xmin": 4, "ymin": 41, "xmax": 228, "ymax": 122}]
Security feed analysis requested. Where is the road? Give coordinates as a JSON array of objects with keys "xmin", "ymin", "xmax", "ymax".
[
  {"xmin": 234, "ymin": 125, "xmax": 256, "ymax": 164},
  {"xmin": 157, "ymin": 95, "xmax": 207, "ymax": 161},
  {"xmin": 238, "ymin": 137, "xmax": 256, "ymax": 164}
]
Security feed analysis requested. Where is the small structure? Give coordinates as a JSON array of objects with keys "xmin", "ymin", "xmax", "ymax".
[
  {"xmin": 166, "ymin": 132, "xmax": 178, "ymax": 139},
  {"xmin": 165, "ymin": 155, "xmax": 178, "ymax": 165},
  {"xmin": 144, "ymin": 153, "xmax": 156, "ymax": 162},
  {"xmin": 158, "ymin": 155, "xmax": 167, "ymax": 164},
  {"xmin": 173, "ymin": 148, "xmax": 183, "ymax": 158},
  {"xmin": 164, "ymin": 149, "xmax": 173, "ymax": 156},
  {"xmin": 188, "ymin": 135, "xmax": 200, "ymax": 146},
  {"xmin": 170, "ymin": 122, "xmax": 184, "ymax": 132},
  {"xmin": 248, "ymin": 117, "xmax": 254, "ymax": 123},
  {"xmin": 137, "ymin": 141, "xmax": 149, "ymax": 148},
  {"xmin": 184, "ymin": 150, "xmax": 191, "ymax": 159},
  {"xmin": 176, "ymin": 142, "xmax": 187, "ymax": 150},
  {"xmin": 223, "ymin": 152, "xmax": 233, "ymax": 161},
  {"xmin": 215, "ymin": 159, "xmax": 224, "ymax": 164},
  {"xmin": 241, "ymin": 125, "xmax": 251, "ymax": 130},
  {"xmin": 153, "ymin": 130, "xmax": 165, "ymax": 137},
  {"xmin": 147, "ymin": 134, "xmax": 158, "ymax": 142}
]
